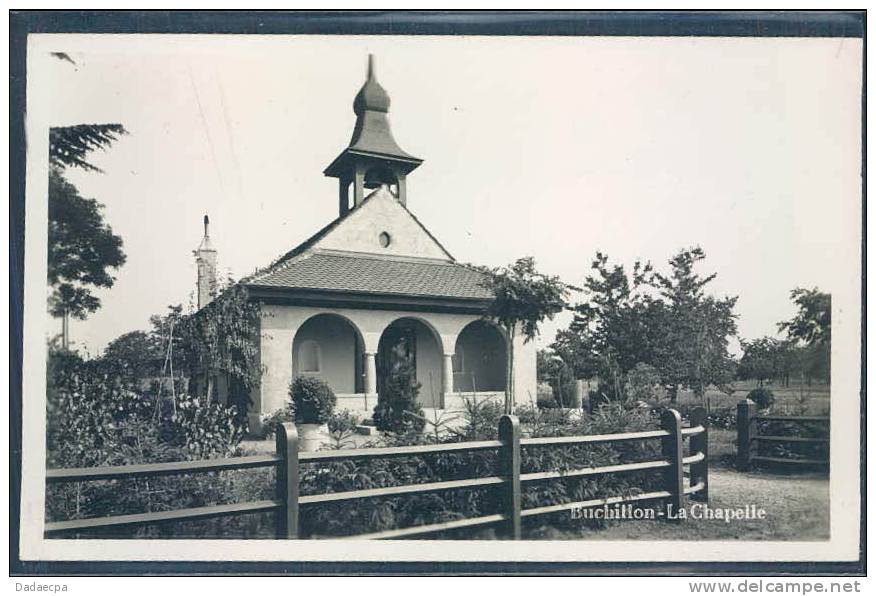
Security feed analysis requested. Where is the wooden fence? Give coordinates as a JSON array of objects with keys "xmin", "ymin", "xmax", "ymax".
[
  {"xmin": 45, "ymin": 408, "xmax": 709, "ymax": 540},
  {"xmin": 736, "ymin": 399, "xmax": 830, "ymax": 471}
]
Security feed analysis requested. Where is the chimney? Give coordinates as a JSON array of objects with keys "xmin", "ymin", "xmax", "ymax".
[{"xmin": 194, "ymin": 214, "xmax": 217, "ymax": 309}]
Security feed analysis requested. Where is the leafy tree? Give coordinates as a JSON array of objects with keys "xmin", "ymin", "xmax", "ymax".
[
  {"xmin": 778, "ymin": 287, "xmax": 831, "ymax": 384},
  {"xmin": 554, "ymin": 252, "xmax": 666, "ymax": 394},
  {"xmin": 479, "ymin": 257, "xmax": 569, "ymax": 413},
  {"xmin": 100, "ymin": 330, "xmax": 163, "ymax": 382},
  {"xmin": 50, "ymin": 124, "xmax": 127, "ymax": 172},
  {"xmin": 48, "ymin": 168, "xmax": 126, "ymax": 345},
  {"xmin": 47, "ymin": 122, "xmax": 128, "ymax": 347},
  {"xmin": 778, "ymin": 288, "xmax": 831, "ymax": 346},
  {"xmin": 738, "ymin": 337, "xmax": 782, "ymax": 386},
  {"xmin": 647, "ymin": 247, "xmax": 738, "ymax": 405},
  {"xmin": 554, "ymin": 247, "xmax": 738, "ymax": 409}
]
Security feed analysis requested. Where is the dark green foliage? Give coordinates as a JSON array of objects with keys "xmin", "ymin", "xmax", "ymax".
[
  {"xmin": 175, "ymin": 284, "xmax": 263, "ymax": 420},
  {"xmin": 326, "ymin": 410, "xmax": 362, "ymax": 449},
  {"xmin": 755, "ymin": 418, "xmax": 829, "ymax": 463},
  {"xmin": 100, "ymin": 330, "xmax": 163, "ymax": 382},
  {"xmin": 778, "ymin": 288, "xmax": 831, "ymax": 346},
  {"xmin": 455, "ymin": 396, "xmax": 504, "ymax": 441},
  {"xmin": 747, "ymin": 387, "xmax": 775, "ymax": 410},
  {"xmin": 46, "ymin": 348, "xmax": 246, "ymax": 469},
  {"xmin": 297, "ymin": 401, "xmax": 664, "ymax": 538},
  {"xmin": 625, "ymin": 362, "xmax": 662, "ymax": 402},
  {"xmin": 372, "ymin": 361, "xmax": 425, "ymax": 434},
  {"xmin": 168, "ymin": 396, "xmax": 246, "ymax": 459},
  {"xmin": 45, "ymin": 348, "xmax": 254, "ymax": 537},
  {"xmin": 555, "ymin": 247, "xmax": 738, "ymax": 409},
  {"xmin": 47, "ymin": 169, "xmax": 126, "ymax": 320},
  {"xmin": 255, "ymin": 407, "xmax": 294, "ymax": 440},
  {"xmin": 537, "ymin": 392, "xmax": 558, "ymax": 409},
  {"xmin": 651, "ymin": 402, "xmax": 736, "ymax": 430},
  {"xmin": 289, "ymin": 377, "xmax": 336, "ymax": 425},
  {"xmin": 777, "ymin": 288, "xmax": 831, "ymax": 384},
  {"xmin": 538, "ymin": 349, "xmax": 579, "ymax": 407},
  {"xmin": 49, "ymin": 124, "xmax": 127, "ymax": 173}
]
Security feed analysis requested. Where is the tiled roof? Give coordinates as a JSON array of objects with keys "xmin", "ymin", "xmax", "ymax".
[{"xmin": 247, "ymin": 251, "xmax": 493, "ymax": 301}]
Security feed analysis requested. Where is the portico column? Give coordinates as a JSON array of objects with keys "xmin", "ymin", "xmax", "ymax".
[
  {"xmin": 443, "ymin": 354, "xmax": 454, "ymax": 396},
  {"xmin": 365, "ymin": 352, "xmax": 378, "ymax": 408}
]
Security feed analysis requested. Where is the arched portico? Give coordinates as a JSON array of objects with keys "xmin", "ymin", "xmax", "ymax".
[
  {"xmin": 291, "ymin": 313, "xmax": 366, "ymax": 395},
  {"xmin": 376, "ymin": 317, "xmax": 444, "ymax": 408},
  {"xmin": 453, "ymin": 320, "xmax": 508, "ymax": 393},
  {"xmin": 254, "ymin": 303, "xmax": 534, "ymax": 425}
]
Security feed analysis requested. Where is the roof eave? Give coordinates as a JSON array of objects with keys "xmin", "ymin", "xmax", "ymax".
[
  {"xmin": 244, "ymin": 284, "xmax": 494, "ymax": 314},
  {"xmin": 323, "ymin": 148, "xmax": 423, "ymax": 178}
]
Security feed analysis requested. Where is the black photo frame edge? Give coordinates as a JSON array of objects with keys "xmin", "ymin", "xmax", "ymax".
[{"xmin": 8, "ymin": 9, "xmax": 866, "ymax": 576}]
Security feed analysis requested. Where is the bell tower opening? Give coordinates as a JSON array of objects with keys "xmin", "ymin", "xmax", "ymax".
[{"xmin": 325, "ymin": 55, "xmax": 422, "ymax": 216}]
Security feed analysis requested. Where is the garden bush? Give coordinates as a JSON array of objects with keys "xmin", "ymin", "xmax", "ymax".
[
  {"xmin": 625, "ymin": 363, "xmax": 663, "ymax": 403},
  {"xmin": 45, "ymin": 348, "xmax": 254, "ymax": 538},
  {"xmin": 747, "ymin": 387, "xmax": 775, "ymax": 410},
  {"xmin": 755, "ymin": 418, "xmax": 829, "ymax": 462},
  {"xmin": 289, "ymin": 376, "xmax": 336, "ymax": 424}
]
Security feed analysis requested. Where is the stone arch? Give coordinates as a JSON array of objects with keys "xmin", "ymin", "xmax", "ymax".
[
  {"xmin": 453, "ymin": 319, "xmax": 509, "ymax": 393},
  {"xmin": 292, "ymin": 313, "xmax": 366, "ymax": 395},
  {"xmin": 377, "ymin": 316, "xmax": 445, "ymax": 408}
]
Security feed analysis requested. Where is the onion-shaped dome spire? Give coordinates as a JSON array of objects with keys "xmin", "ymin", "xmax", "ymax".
[{"xmin": 353, "ymin": 55, "xmax": 391, "ymax": 114}]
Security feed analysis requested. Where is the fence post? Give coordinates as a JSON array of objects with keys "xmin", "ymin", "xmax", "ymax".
[
  {"xmin": 498, "ymin": 414, "xmax": 521, "ymax": 540},
  {"xmin": 736, "ymin": 399, "xmax": 755, "ymax": 471},
  {"xmin": 689, "ymin": 407, "xmax": 709, "ymax": 502},
  {"xmin": 276, "ymin": 422, "xmax": 299, "ymax": 539},
  {"xmin": 661, "ymin": 409, "xmax": 684, "ymax": 522}
]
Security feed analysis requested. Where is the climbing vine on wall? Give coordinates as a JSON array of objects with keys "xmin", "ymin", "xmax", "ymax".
[{"xmin": 175, "ymin": 284, "xmax": 263, "ymax": 423}]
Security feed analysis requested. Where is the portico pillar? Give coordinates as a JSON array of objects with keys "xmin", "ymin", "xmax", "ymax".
[
  {"xmin": 443, "ymin": 354, "xmax": 454, "ymax": 396},
  {"xmin": 365, "ymin": 351, "xmax": 378, "ymax": 400}
]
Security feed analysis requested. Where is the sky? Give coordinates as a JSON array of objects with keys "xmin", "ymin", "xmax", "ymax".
[{"xmin": 28, "ymin": 34, "xmax": 862, "ymax": 356}]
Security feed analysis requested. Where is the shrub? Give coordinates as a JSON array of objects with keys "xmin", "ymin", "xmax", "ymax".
[
  {"xmin": 372, "ymin": 361, "xmax": 425, "ymax": 434},
  {"xmin": 747, "ymin": 387, "xmax": 775, "ymax": 410},
  {"xmin": 255, "ymin": 407, "xmax": 294, "ymax": 440},
  {"xmin": 626, "ymin": 363, "xmax": 662, "ymax": 402},
  {"xmin": 326, "ymin": 410, "xmax": 361, "ymax": 449},
  {"xmin": 168, "ymin": 395, "xmax": 246, "ymax": 458},
  {"xmin": 289, "ymin": 377, "xmax": 336, "ymax": 424},
  {"xmin": 456, "ymin": 395, "xmax": 504, "ymax": 441},
  {"xmin": 45, "ymin": 348, "xmax": 253, "ymax": 537},
  {"xmin": 536, "ymin": 383, "xmax": 557, "ymax": 408}
]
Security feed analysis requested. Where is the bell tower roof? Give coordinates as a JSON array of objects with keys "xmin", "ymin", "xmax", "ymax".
[
  {"xmin": 324, "ymin": 54, "xmax": 422, "ymax": 179},
  {"xmin": 353, "ymin": 54, "xmax": 391, "ymax": 114}
]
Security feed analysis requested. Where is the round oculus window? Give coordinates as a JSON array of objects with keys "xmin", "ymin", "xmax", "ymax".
[{"xmin": 379, "ymin": 232, "xmax": 392, "ymax": 248}]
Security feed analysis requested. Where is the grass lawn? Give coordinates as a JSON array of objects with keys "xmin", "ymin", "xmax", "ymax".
[{"xmin": 524, "ymin": 468, "xmax": 829, "ymax": 541}]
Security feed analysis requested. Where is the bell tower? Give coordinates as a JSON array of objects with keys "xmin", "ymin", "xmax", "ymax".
[{"xmin": 324, "ymin": 55, "xmax": 423, "ymax": 215}]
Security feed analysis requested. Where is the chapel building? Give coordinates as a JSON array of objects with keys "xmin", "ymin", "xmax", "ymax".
[{"xmin": 194, "ymin": 56, "xmax": 537, "ymax": 429}]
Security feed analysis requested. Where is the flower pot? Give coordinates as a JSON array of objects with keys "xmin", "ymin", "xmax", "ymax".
[{"xmin": 297, "ymin": 423, "xmax": 328, "ymax": 451}]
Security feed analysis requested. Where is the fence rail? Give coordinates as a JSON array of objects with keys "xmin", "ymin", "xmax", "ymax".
[
  {"xmin": 45, "ymin": 408, "xmax": 709, "ymax": 539},
  {"xmin": 736, "ymin": 399, "xmax": 830, "ymax": 471}
]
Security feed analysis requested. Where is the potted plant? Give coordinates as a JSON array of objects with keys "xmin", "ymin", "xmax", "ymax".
[{"xmin": 289, "ymin": 376, "xmax": 336, "ymax": 451}]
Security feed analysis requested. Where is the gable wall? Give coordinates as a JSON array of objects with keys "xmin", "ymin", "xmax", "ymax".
[{"xmin": 314, "ymin": 190, "xmax": 451, "ymax": 260}]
